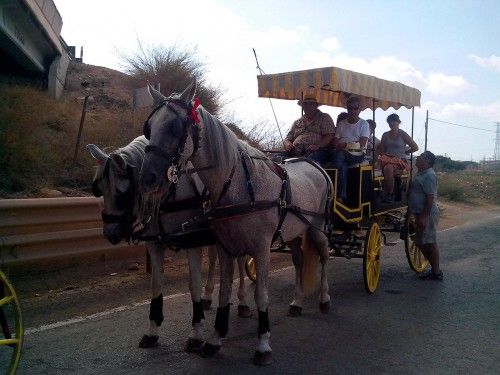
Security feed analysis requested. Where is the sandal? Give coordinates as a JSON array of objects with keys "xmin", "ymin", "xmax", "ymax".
[{"xmin": 418, "ymin": 270, "xmax": 443, "ymax": 281}]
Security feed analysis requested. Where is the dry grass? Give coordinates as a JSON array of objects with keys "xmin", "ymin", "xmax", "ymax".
[
  {"xmin": 0, "ymin": 82, "xmax": 146, "ymax": 197},
  {"xmin": 438, "ymin": 170, "xmax": 500, "ymax": 205}
]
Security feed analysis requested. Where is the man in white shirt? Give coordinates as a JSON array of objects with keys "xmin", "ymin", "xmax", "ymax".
[{"xmin": 331, "ymin": 96, "xmax": 370, "ymax": 200}]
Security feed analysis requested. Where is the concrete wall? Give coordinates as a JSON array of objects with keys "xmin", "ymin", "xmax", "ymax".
[{"xmin": 0, "ymin": 0, "xmax": 69, "ymax": 98}]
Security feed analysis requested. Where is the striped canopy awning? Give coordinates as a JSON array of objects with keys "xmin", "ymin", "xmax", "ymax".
[{"xmin": 257, "ymin": 66, "xmax": 421, "ymax": 110}]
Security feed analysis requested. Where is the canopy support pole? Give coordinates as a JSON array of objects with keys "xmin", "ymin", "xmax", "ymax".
[
  {"xmin": 253, "ymin": 49, "xmax": 285, "ymax": 147},
  {"xmin": 410, "ymin": 107, "xmax": 415, "ymax": 181}
]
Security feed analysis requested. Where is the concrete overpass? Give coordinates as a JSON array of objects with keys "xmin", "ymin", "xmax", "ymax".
[{"xmin": 0, "ymin": 0, "xmax": 71, "ymax": 98}]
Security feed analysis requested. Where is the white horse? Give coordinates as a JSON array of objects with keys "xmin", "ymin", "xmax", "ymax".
[
  {"xmin": 86, "ymin": 136, "xmax": 250, "ymax": 353},
  {"xmin": 139, "ymin": 82, "xmax": 333, "ymax": 366}
]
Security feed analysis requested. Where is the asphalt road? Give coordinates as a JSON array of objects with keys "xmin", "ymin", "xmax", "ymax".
[{"xmin": 7, "ymin": 213, "xmax": 500, "ymax": 374}]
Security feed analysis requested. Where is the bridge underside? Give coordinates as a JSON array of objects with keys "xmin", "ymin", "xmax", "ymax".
[
  {"xmin": 0, "ymin": 30, "xmax": 44, "ymax": 76},
  {"xmin": 0, "ymin": 0, "xmax": 69, "ymax": 97}
]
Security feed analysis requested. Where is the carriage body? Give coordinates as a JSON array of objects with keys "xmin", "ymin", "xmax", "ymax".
[{"xmin": 246, "ymin": 65, "xmax": 429, "ymax": 293}]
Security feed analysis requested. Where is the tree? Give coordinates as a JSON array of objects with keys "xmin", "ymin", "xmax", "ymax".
[{"xmin": 121, "ymin": 41, "xmax": 223, "ymax": 115}]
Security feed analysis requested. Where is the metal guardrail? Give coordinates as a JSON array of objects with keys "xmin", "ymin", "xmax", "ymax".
[{"xmin": 0, "ymin": 197, "xmax": 145, "ymax": 265}]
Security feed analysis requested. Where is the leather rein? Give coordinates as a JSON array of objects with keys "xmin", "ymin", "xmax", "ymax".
[{"xmin": 141, "ymin": 98, "xmax": 333, "ymax": 249}]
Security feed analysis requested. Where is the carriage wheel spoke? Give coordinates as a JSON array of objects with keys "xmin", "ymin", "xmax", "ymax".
[
  {"xmin": 0, "ymin": 338, "xmax": 20, "ymax": 347},
  {"xmin": 0, "ymin": 295, "xmax": 14, "ymax": 307}
]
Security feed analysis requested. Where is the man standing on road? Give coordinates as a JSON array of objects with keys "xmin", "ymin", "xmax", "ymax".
[{"xmin": 409, "ymin": 150, "xmax": 443, "ymax": 280}]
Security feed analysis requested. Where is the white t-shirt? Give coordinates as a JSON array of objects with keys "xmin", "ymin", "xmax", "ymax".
[{"xmin": 335, "ymin": 118, "xmax": 371, "ymax": 144}]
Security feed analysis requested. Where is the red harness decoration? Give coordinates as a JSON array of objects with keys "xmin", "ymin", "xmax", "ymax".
[{"xmin": 190, "ymin": 98, "xmax": 201, "ymax": 124}]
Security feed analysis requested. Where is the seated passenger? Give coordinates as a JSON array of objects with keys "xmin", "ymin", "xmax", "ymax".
[
  {"xmin": 366, "ymin": 119, "xmax": 381, "ymax": 166},
  {"xmin": 330, "ymin": 96, "xmax": 370, "ymax": 200},
  {"xmin": 282, "ymin": 93, "xmax": 335, "ymax": 162},
  {"xmin": 377, "ymin": 113, "xmax": 419, "ymax": 203}
]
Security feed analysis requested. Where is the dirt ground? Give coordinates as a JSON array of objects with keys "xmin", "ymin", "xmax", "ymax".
[{"xmin": 6, "ymin": 199, "xmax": 499, "ymax": 329}]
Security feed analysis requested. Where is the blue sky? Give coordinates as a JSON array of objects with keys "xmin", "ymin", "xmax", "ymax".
[{"xmin": 54, "ymin": 0, "xmax": 500, "ymax": 161}]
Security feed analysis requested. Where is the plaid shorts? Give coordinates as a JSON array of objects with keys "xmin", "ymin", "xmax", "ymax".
[{"xmin": 415, "ymin": 208, "xmax": 439, "ymax": 245}]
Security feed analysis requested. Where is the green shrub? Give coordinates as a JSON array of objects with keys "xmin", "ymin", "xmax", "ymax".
[{"xmin": 438, "ymin": 180, "xmax": 467, "ymax": 202}]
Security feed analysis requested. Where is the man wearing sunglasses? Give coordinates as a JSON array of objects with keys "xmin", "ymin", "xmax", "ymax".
[{"xmin": 331, "ymin": 96, "xmax": 370, "ymax": 201}]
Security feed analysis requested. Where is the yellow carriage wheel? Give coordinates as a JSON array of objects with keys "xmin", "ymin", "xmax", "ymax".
[
  {"xmin": 404, "ymin": 215, "xmax": 430, "ymax": 272},
  {"xmin": 245, "ymin": 256, "xmax": 257, "ymax": 282},
  {"xmin": 0, "ymin": 270, "xmax": 24, "ymax": 375},
  {"xmin": 363, "ymin": 222, "xmax": 382, "ymax": 294}
]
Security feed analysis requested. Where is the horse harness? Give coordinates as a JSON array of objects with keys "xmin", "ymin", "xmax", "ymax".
[
  {"xmin": 173, "ymin": 152, "xmax": 333, "ymax": 251},
  {"xmin": 140, "ymin": 97, "xmax": 333, "ymax": 251}
]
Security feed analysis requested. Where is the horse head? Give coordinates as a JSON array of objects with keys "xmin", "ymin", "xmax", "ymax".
[
  {"xmin": 140, "ymin": 81, "xmax": 199, "ymax": 194},
  {"xmin": 87, "ymin": 143, "xmax": 140, "ymax": 244}
]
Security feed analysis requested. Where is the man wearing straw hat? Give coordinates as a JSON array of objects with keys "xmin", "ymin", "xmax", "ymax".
[{"xmin": 282, "ymin": 91, "xmax": 335, "ymax": 161}]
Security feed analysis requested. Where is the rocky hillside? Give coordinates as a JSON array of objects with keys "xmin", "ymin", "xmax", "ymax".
[{"xmin": 63, "ymin": 62, "xmax": 135, "ymax": 110}]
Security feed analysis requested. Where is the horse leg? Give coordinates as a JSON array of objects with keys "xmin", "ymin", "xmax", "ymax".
[
  {"xmin": 253, "ymin": 250, "xmax": 272, "ymax": 366},
  {"xmin": 185, "ymin": 248, "xmax": 205, "ymax": 353},
  {"xmin": 201, "ymin": 248, "xmax": 234, "ymax": 357},
  {"xmin": 236, "ymin": 256, "xmax": 252, "ymax": 318},
  {"xmin": 288, "ymin": 237, "xmax": 304, "ymax": 316},
  {"xmin": 201, "ymin": 246, "xmax": 217, "ymax": 310},
  {"xmin": 309, "ymin": 228, "xmax": 331, "ymax": 313},
  {"xmin": 139, "ymin": 242, "xmax": 165, "ymax": 348}
]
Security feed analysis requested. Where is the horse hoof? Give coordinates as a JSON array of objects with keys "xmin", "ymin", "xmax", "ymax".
[
  {"xmin": 238, "ymin": 305, "xmax": 252, "ymax": 318},
  {"xmin": 253, "ymin": 350, "xmax": 272, "ymax": 366},
  {"xmin": 201, "ymin": 299, "xmax": 212, "ymax": 310},
  {"xmin": 139, "ymin": 335, "xmax": 159, "ymax": 348},
  {"xmin": 319, "ymin": 301, "xmax": 331, "ymax": 314},
  {"xmin": 185, "ymin": 338, "xmax": 204, "ymax": 353},
  {"xmin": 201, "ymin": 342, "xmax": 221, "ymax": 357},
  {"xmin": 288, "ymin": 305, "xmax": 302, "ymax": 317}
]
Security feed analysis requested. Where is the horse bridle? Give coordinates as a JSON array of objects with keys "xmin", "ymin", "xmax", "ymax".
[
  {"xmin": 93, "ymin": 160, "xmax": 137, "ymax": 226},
  {"xmin": 143, "ymin": 98, "xmax": 201, "ymax": 183}
]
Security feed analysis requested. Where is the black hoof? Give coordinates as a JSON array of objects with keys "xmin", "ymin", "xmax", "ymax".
[
  {"xmin": 319, "ymin": 301, "xmax": 331, "ymax": 314},
  {"xmin": 238, "ymin": 305, "xmax": 252, "ymax": 318},
  {"xmin": 253, "ymin": 350, "xmax": 272, "ymax": 366},
  {"xmin": 185, "ymin": 338, "xmax": 204, "ymax": 353},
  {"xmin": 201, "ymin": 342, "xmax": 221, "ymax": 357},
  {"xmin": 201, "ymin": 299, "xmax": 212, "ymax": 310},
  {"xmin": 288, "ymin": 305, "xmax": 302, "ymax": 317},
  {"xmin": 139, "ymin": 335, "xmax": 159, "ymax": 348}
]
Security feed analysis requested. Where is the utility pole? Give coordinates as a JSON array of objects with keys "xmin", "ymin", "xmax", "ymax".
[
  {"xmin": 494, "ymin": 122, "xmax": 500, "ymax": 169},
  {"xmin": 73, "ymin": 95, "xmax": 89, "ymax": 165},
  {"xmin": 425, "ymin": 110, "xmax": 428, "ymax": 151}
]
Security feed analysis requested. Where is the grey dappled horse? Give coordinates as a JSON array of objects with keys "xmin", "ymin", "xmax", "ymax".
[
  {"xmin": 86, "ymin": 136, "xmax": 250, "ymax": 352},
  {"xmin": 139, "ymin": 82, "xmax": 333, "ymax": 366}
]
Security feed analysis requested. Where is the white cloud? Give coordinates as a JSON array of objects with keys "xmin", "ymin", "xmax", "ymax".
[
  {"xmin": 468, "ymin": 54, "xmax": 500, "ymax": 72},
  {"xmin": 426, "ymin": 72, "xmax": 468, "ymax": 96},
  {"xmin": 421, "ymin": 100, "xmax": 500, "ymax": 131},
  {"xmin": 300, "ymin": 52, "xmax": 468, "ymax": 97},
  {"xmin": 437, "ymin": 101, "xmax": 500, "ymax": 119},
  {"xmin": 321, "ymin": 37, "xmax": 341, "ymax": 51}
]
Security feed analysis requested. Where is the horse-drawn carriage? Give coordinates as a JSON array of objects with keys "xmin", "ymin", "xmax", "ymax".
[
  {"xmin": 93, "ymin": 69, "xmax": 429, "ymax": 365},
  {"xmin": 244, "ymin": 66, "xmax": 429, "ymax": 293}
]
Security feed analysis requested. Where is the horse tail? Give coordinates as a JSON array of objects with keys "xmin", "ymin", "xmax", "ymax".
[{"xmin": 301, "ymin": 229, "xmax": 319, "ymax": 296}]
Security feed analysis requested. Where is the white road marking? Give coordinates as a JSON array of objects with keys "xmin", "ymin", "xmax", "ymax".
[
  {"xmin": 25, "ymin": 265, "xmax": 294, "ymax": 336},
  {"xmin": 25, "ymin": 214, "xmax": 500, "ymax": 336}
]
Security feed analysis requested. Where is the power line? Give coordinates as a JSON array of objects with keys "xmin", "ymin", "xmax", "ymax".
[{"xmin": 428, "ymin": 117, "xmax": 495, "ymax": 133}]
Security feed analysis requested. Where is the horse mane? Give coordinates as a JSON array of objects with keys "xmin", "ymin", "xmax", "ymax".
[
  {"xmin": 116, "ymin": 135, "xmax": 148, "ymax": 168},
  {"xmin": 198, "ymin": 106, "xmax": 267, "ymax": 167}
]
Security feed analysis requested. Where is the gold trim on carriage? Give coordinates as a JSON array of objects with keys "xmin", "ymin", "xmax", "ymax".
[{"xmin": 247, "ymin": 66, "xmax": 428, "ymax": 293}]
